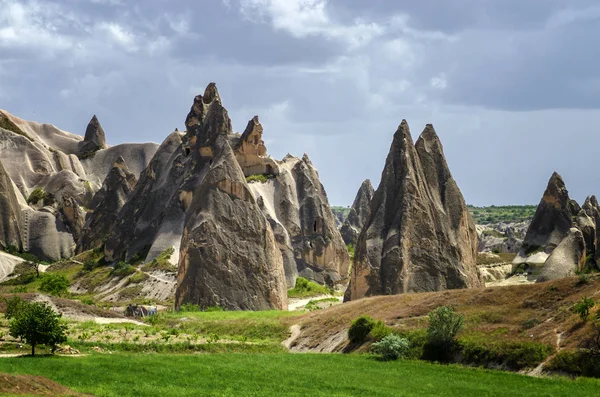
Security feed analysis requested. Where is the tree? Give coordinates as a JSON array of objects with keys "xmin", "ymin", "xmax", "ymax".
[
  {"xmin": 3, "ymin": 296, "xmax": 27, "ymax": 320},
  {"xmin": 9, "ymin": 301, "xmax": 67, "ymax": 355},
  {"xmin": 575, "ymin": 296, "xmax": 595, "ymax": 322}
]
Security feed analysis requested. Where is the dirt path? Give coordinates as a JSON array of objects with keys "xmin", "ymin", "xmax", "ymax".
[
  {"xmin": 288, "ymin": 295, "xmax": 343, "ymax": 311},
  {"xmin": 528, "ymin": 329, "xmax": 563, "ymax": 377}
]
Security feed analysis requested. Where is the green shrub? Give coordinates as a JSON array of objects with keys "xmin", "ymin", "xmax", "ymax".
[
  {"xmin": 348, "ymin": 315, "xmax": 376, "ymax": 344},
  {"xmin": 578, "ymin": 273, "xmax": 591, "ymax": 285},
  {"xmin": 287, "ymin": 277, "xmax": 329, "ymax": 298},
  {"xmin": 521, "ymin": 318, "xmax": 542, "ymax": 330},
  {"xmin": 245, "ymin": 174, "xmax": 272, "ymax": 184},
  {"xmin": 371, "ymin": 334, "xmax": 411, "ymax": 361},
  {"xmin": 127, "ymin": 271, "xmax": 149, "ymax": 285},
  {"xmin": 458, "ymin": 339, "xmax": 553, "ymax": 370},
  {"xmin": 426, "ymin": 306, "xmax": 464, "ymax": 361},
  {"xmin": 574, "ymin": 296, "xmax": 595, "ymax": 322},
  {"xmin": 369, "ymin": 320, "xmax": 393, "ymax": 342},
  {"xmin": 27, "ymin": 188, "xmax": 54, "ymax": 205},
  {"xmin": 545, "ymin": 350, "xmax": 600, "ymax": 377},
  {"xmin": 142, "ymin": 247, "xmax": 176, "ymax": 272},
  {"xmin": 111, "ymin": 262, "xmax": 136, "ymax": 278},
  {"xmin": 39, "ymin": 274, "xmax": 70, "ymax": 297},
  {"xmin": 346, "ymin": 244, "xmax": 355, "ymax": 260}
]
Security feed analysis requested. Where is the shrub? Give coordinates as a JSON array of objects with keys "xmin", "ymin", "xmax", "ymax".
[
  {"xmin": 459, "ymin": 339, "xmax": 553, "ymax": 370},
  {"xmin": 369, "ymin": 320, "xmax": 393, "ymax": 342},
  {"xmin": 111, "ymin": 262, "xmax": 136, "ymax": 278},
  {"xmin": 371, "ymin": 334, "xmax": 411, "ymax": 361},
  {"xmin": 521, "ymin": 318, "xmax": 542, "ymax": 330},
  {"xmin": 426, "ymin": 306, "xmax": 464, "ymax": 361},
  {"xmin": 545, "ymin": 350, "xmax": 600, "ymax": 378},
  {"xmin": 287, "ymin": 277, "xmax": 329, "ymax": 298},
  {"xmin": 245, "ymin": 174, "xmax": 272, "ymax": 184},
  {"xmin": 574, "ymin": 296, "xmax": 595, "ymax": 322},
  {"xmin": 39, "ymin": 274, "xmax": 70, "ymax": 297},
  {"xmin": 127, "ymin": 271, "xmax": 149, "ymax": 285},
  {"xmin": 8, "ymin": 301, "xmax": 67, "ymax": 355},
  {"xmin": 346, "ymin": 244, "xmax": 355, "ymax": 260},
  {"xmin": 142, "ymin": 247, "xmax": 176, "ymax": 272},
  {"xmin": 348, "ymin": 315, "xmax": 376, "ymax": 344},
  {"xmin": 578, "ymin": 273, "xmax": 590, "ymax": 285}
]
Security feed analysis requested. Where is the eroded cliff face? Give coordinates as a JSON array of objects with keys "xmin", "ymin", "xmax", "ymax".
[
  {"xmin": 0, "ymin": 160, "xmax": 22, "ymax": 250},
  {"xmin": 340, "ymin": 180, "xmax": 374, "ymax": 247},
  {"xmin": 347, "ymin": 121, "xmax": 482, "ymax": 301},
  {"xmin": 513, "ymin": 173, "xmax": 600, "ymax": 281},
  {"xmin": 0, "ymin": 108, "xmax": 157, "ymax": 261}
]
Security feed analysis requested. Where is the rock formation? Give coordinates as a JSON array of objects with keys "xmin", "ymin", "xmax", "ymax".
[
  {"xmin": 176, "ymin": 136, "xmax": 287, "ymax": 310},
  {"xmin": 0, "ymin": 160, "xmax": 22, "ymax": 250},
  {"xmin": 514, "ymin": 172, "xmax": 581, "ymax": 271},
  {"xmin": 79, "ymin": 157, "xmax": 137, "ymax": 251},
  {"xmin": 340, "ymin": 179, "xmax": 374, "ymax": 246},
  {"xmin": 476, "ymin": 222, "xmax": 529, "ymax": 254},
  {"xmin": 347, "ymin": 121, "xmax": 481, "ymax": 301},
  {"xmin": 0, "ymin": 107, "xmax": 157, "ymax": 261},
  {"xmin": 78, "ymin": 115, "xmax": 107, "ymax": 156},
  {"xmin": 107, "ymin": 84, "xmax": 348, "ymax": 292},
  {"xmin": 537, "ymin": 228, "xmax": 586, "ymax": 282}
]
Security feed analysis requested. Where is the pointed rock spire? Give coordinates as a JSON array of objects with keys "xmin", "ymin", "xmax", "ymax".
[
  {"xmin": 78, "ymin": 114, "xmax": 107, "ymax": 157},
  {"xmin": 340, "ymin": 179, "xmax": 374, "ymax": 246},
  {"xmin": 347, "ymin": 121, "xmax": 481, "ymax": 301}
]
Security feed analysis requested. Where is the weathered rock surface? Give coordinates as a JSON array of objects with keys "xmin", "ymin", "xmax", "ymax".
[
  {"xmin": 80, "ymin": 157, "xmax": 137, "ymax": 251},
  {"xmin": 78, "ymin": 115, "xmax": 107, "ymax": 156},
  {"xmin": 347, "ymin": 121, "xmax": 481, "ymax": 301},
  {"xmin": 0, "ymin": 108, "xmax": 156, "ymax": 261},
  {"xmin": 476, "ymin": 222, "xmax": 529, "ymax": 254},
  {"xmin": 518, "ymin": 173, "xmax": 578, "ymax": 258},
  {"xmin": 537, "ymin": 228, "xmax": 586, "ymax": 282},
  {"xmin": 0, "ymin": 251, "xmax": 24, "ymax": 283},
  {"xmin": 340, "ymin": 179, "xmax": 374, "ymax": 246},
  {"xmin": 0, "ymin": 160, "xmax": 22, "ymax": 249},
  {"xmin": 176, "ymin": 136, "xmax": 287, "ymax": 310}
]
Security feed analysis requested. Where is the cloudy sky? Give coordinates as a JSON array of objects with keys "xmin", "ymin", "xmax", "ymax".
[{"xmin": 2, "ymin": 0, "xmax": 600, "ymax": 206}]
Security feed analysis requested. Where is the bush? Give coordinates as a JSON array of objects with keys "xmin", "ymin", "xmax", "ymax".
[
  {"xmin": 348, "ymin": 316, "xmax": 376, "ymax": 344},
  {"xmin": 426, "ymin": 306, "xmax": 464, "ymax": 361},
  {"xmin": 111, "ymin": 262, "xmax": 136, "ymax": 278},
  {"xmin": 39, "ymin": 274, "xmax": 70, "ymax": 297},
  {"xmin": 369, "ymin": 320, "xmax": 393, "ymax": 342},
  {"xmin": 458, "ymin": 339, "xmax": 553, "ymax": 370},
  {"xmin": 245, "ymin": 174, "xmax": 272, "ymax": 184},
  {"xmin": 574, "ymin": 296, "xmax": 595, "ymax": 322},
  {"xmin": 545, "ymin": 350, "xmax": 600, "ymax": 378},
  {"xmin": 27, "ymin": 188, "xmax": 45, "ymax": 204},
  {"xmin": 287, "ymin": 277, "xmax": 329, "ymax": 298},
  {"xmin": 9, "ymin": 301, "xmax": 67, "ymax": 355},
  {"xmin": 179, "ymin": 303, "xmax": 201, "ymax": 312},
  {"xmin": 371, "ymin": 334, "xmax": 411, "ymax": 361}
]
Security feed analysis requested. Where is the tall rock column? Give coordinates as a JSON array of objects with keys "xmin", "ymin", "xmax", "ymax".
[
  {"xmin": 347, "ymin": 121, "xmax": 481, "ymax": 301},
  {"xmin": 0, "ymin": 160, "xmax": 22, "ymax": 250},
  {"xmin": 340, "ymin": 179, "xmax": 374, "ymax": 246}
]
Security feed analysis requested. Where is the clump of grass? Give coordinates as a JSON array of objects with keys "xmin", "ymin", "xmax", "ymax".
[
  {"xmin": 127, "ymin": 272, "xmax": 149, "ymax": 285},
  {"xmin": 287, "ymin": 277, "xmax": 329, "ymax": 298},
  {"xmin": 111, "ymin": 262, "xmax": 136, "ymax": 278}
]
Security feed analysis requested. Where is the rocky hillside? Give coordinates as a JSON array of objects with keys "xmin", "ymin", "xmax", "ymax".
[
  {"xmin": 514, "ymin": 172, "xmax": 600, "ymax": 282},
  {"xmin": 0, "ymin": 83, "xmax": 349, "ymax": 310},
  {"xmin": 346, "ymin": 122, "xmax": 481, "ymax": 300}
]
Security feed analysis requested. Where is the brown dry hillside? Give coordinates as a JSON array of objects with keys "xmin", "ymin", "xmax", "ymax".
[
  {"xmin": 0, "ymin": 373, "xmax": 92, "ymax": 396},
  {"xmin": 286, "ymin": 274, "xmax": 600, "ymax": 352}
]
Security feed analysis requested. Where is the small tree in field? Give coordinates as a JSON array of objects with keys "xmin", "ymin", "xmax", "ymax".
[
  {"xmin": 9, "ymin": 301, "xmax": 67, "ymax": 355},
  {"xmin": 426, "ymin": 306, "xmax": 464, "ymax": 361},
  {"xmin": 39, "ymin": 274, "xmax": 70, "ymax": 297}
]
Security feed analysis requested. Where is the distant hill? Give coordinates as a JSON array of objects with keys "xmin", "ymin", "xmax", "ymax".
[{"xmin": 468, "ymin": 205, "xmax": 536, "ymax": 225}]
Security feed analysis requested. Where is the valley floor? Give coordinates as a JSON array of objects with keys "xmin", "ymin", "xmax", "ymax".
[{"xmin": 1, "ymin": 353, "xmax": 599, "ymax": 397}]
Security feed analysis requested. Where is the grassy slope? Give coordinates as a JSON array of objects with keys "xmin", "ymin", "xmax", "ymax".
[
  {"xmin": 291, "ymin": 274, "xmax": 600, "ymax": 353},
  {"xmin": 0, "ymin": 354, "xmax": 598, "ymax": 397}
]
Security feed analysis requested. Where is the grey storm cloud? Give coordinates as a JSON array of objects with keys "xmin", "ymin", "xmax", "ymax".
[{"xmin": 1, "ymin": 0, "xmax": 600, "ymax": 207}]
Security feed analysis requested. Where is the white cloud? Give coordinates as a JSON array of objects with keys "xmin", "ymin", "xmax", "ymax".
[
  {"xmin": 239, "ymin": 0, "xmax": 384, "ymax": 49},
  {"xmin": 430, "ymin": 74, "xmax": 447, "ymax": 90}
]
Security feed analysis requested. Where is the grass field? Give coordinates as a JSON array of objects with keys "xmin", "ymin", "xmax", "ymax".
[{"xmin": 1, "ymin": 353, "xmax": 599, "ymax": 397}]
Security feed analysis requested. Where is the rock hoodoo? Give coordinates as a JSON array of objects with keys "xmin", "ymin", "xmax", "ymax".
[
  {"xmin": 340, "ymin": 179, "xmax": 374, "ymax": 246},
  {"xmin": 346, "ymin": 121, "xmax": 481, "ymax": 300},
  {"xmin": 78, "ymin": 115, "xmax": 107, "ymax": 156}
]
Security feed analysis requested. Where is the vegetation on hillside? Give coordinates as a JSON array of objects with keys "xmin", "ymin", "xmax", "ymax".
[
  {"xmin": 245, "ymin": 174, "xmax": 273, "ymax": 184},
  {"xmin": 331, "ymin": 206, "xmax": 350, "ymax": 223},
  {"xmin": 287, "ymin": 277, "xmax": 330, "ymax": 298},
  {"xmin": 468, "ymin": 205, "xmax": 536, "ymax": 224},
  {"xmin": 0, "ymin": 113, "xmax": 34, "ymax": 141}
]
